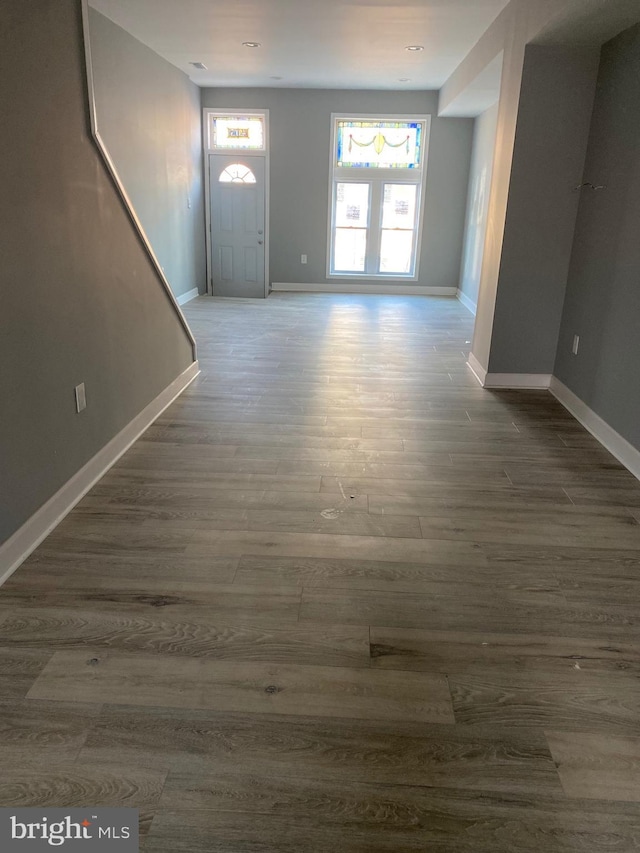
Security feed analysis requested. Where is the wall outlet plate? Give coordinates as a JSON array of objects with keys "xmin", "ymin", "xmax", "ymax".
[{"xmin": 301, "ymin": 254, "xmax": 308, "ymax": 264}]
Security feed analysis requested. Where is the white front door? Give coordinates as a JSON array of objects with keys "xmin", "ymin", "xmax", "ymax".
[{"xmin": 209, "ymin": 154, "xmax": 266, "ymax": 298}]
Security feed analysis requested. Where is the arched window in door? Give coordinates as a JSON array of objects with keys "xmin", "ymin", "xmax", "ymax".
[{"xmin": 219, "ymin": 164, "xmax": 257, "ymax": 184}]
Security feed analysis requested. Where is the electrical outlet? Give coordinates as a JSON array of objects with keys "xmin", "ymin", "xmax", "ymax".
[
  {"xmin": 572, "ymin": 335, "xmax": 580, "ymax": 355},
  {"xmin": 301, "ymin": 254, "xmax": 308, "ymax": 264},
  {"xmin": 75, "ymin": 383, "xmax": 86, "ymax": 413}
]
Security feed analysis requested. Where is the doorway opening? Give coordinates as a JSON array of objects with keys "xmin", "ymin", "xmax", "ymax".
[{"xmin": 203, "ymin": 109, "xmax": 269, "ymax": 298}]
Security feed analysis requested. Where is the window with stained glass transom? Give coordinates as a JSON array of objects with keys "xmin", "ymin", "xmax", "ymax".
[{"xmin": 328, "ymin": 114, "xmax": 431, "ymax": 279}]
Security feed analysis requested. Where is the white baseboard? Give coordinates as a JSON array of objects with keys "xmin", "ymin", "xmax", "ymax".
[
  {"xmin": 484, "ymin": 373, "xmax": 552, "ymax": 390},
  {"xmin": 466, "ymin": 355, "xmax": 551, "ymax": 389},
  {"xmin": 176, "ymin": 287, "xmax": 200, "ymax": 306},
  {"xmin": 467, "ymin": 352, "xmax": 487, "ymax": 386},
  {"xmin": 0, "ymin": 361, "xmax": 200, "ymax": 587},
  {"xmin": 551, "ymin": 377, "xmax": 640, "ymax": 481},
  {"xmin": 457, "ymin": 289, "xmax": 477, "ymax": 315},
  {"xmin": 271, "ymin": 282, "xmax": 457, "ymax": 297}
]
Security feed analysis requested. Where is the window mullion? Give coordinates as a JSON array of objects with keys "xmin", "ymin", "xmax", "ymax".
[{"xmin": 366, "ymin": 181, "xmax": 382, "ymax": 275}]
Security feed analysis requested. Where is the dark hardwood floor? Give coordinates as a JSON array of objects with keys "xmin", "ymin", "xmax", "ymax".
[{"xmin": 2, "ymin": 293, "xmax": 640, "ymax": 851}]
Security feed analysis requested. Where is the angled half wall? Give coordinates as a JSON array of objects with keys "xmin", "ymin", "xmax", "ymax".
[{"xmin": 0, "ymin": 0, "xmax": 199, "ymax": 580}]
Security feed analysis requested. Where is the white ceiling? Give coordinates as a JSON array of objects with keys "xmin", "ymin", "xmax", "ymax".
[{"xmin": 90, "ymin": 0, "xmax": 511, "ymax": 91}]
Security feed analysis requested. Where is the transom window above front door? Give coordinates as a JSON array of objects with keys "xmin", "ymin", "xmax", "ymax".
[
  {"xmin": 208, "ymin": 113, "xmax": 265, "ymax": 151},
  {"xmin": 328, "ymin": 115, "xmax": 431, "ymax": 280}
]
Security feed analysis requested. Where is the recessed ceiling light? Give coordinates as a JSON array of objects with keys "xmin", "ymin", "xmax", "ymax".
[
  {"xmin": 242, "ymin": 41, "xmax": 261, "ymax": 48},
  {"xmin": 405, "ymin": 45, "xmax": 424, "ymax": 51},
  {"xmin": 189, "ymin": 61, "xmax": 207, "ymax": 70}
]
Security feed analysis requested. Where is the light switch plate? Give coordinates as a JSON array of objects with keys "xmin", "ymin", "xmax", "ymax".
[{"xmin": 75, "ymin": 383, "xmax": 86, "ymax": 413}]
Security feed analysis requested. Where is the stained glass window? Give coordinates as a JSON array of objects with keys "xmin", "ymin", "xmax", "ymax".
[
  {"xmin": 336, "ymin": 120, "xmax": 423, "ymax": 169},
  {"xmin": 209, "ymin": 115, "xmax": 265, "ymax": 150},
  {"xmin": 219, "ymin": 164, "xmax": 257, "ymax": 184}
]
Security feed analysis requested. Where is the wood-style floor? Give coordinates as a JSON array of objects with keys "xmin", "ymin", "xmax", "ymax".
[{"xmin": 2, "ymin": 293, "xmax": 640, "ymax": 851}]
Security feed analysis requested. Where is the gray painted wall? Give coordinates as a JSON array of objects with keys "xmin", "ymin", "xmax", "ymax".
[
  {"xmin": 487, "ymin": 44, "xmax": 599, "ymax": 374},
  {"xmin": 459, "ymin": 102, "xmax": 499, "ymax": 310},
  {"xmin": 0, "ymin": 0, "xmax": 194, "ymax": 545},
  {"xmin": 89, "ymin": 7, "xmax": 206, "ymax": 298},
  {"xmin": 555, "ymin": 24, "xmax": 640, "ymax": 449},
  {"xmin": 201, "ymin": 88, "xmax": 474, "ymax": 291}
]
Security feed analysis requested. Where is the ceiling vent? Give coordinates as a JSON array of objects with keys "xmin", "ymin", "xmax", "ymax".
[{"xmin": 189, "ymin": 61, "xmax": 207, "ymax": 70}]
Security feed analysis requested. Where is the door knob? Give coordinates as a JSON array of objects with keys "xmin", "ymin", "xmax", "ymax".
[{"xmin": 258, "ymin": 240, "xmax": 264, "ymax": 245}]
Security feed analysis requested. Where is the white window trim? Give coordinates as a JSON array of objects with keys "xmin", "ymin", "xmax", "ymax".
[{"xmin": 326, "ymin": 113, "xmax": 431, "ymax": 282}]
